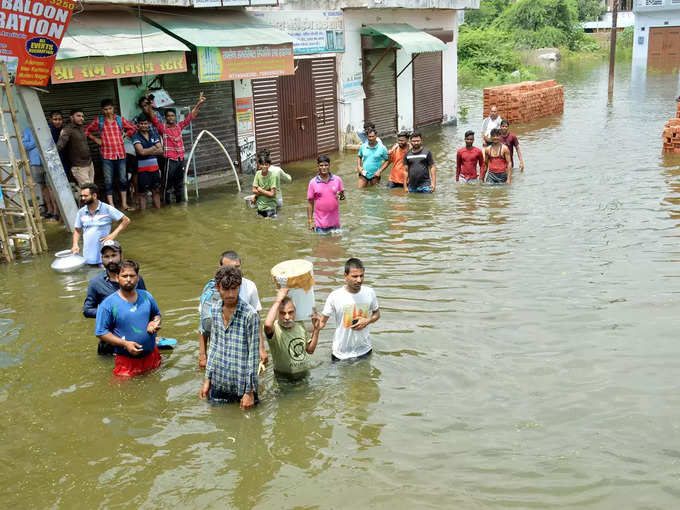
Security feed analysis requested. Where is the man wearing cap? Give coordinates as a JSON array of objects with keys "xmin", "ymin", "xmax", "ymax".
[
  {"xmin": 83, "ymin": 239, "xmax": 147, "ymax": 355},
  {"xmin": 71, "ymin": 183, "xmax": 130, "ymax": 266}
]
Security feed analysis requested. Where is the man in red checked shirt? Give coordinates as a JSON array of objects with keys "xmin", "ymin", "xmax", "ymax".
[
  {"xmin": 456, "ymin": 130, "xmax": 484, "ymax": 183},
  {"xmin": 145, "ymin": 92, "xmax": 205, "ymax": 205},
  {"xmin": 85, "ymin": 98, "xmax": 137, "ymax": 211}
]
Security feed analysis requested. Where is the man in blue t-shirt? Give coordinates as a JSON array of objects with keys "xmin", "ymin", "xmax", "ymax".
[
  {"xmin": 95, "ymin": 259, "xmax": 163, "ymax": 377},
  {"xmin": 84, "ymin": 240, "xmax": 148, "ymax": 355},
  {"xmin": 357, "ymin": 128, "xmax": 388, "ymax": 189}
]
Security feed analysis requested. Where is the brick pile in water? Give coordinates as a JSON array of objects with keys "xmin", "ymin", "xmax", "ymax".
[
  {"xmin": 483, "ymin": 80, "xmax": 565, "ymax": 123},
  {"xmin": 662, "ymin": 101, "xmax": 680, "ymax": 154}
]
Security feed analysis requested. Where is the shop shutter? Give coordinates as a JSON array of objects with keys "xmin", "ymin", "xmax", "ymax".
[
  {"xmin": 413, "ymin": 52, "xmax": 443, "ymax": 128},
  {"xmin": 162, "ymin": 72, "xmax": 237, "ymax": 175},
  {"xmin": 252, "ymin": 78, "xmax": 282, "ymax": 165},
  {"xmin": 311, "ymin": 57, "xmax": 339, "ymax": 155},
  {"xmin": 362, "ymin": 48, "xmax": 397, "ymax": 138},
  {"xmin": 39, "ymin": 80, "xmax": 118, "ymax": 176}
]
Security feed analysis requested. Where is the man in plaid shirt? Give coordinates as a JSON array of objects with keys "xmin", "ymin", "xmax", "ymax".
[
  {"xmin": 199, "ymin": 264, "xmax": 260, "ymax": 409},
  {"xmin": 146, "ymin": 92, "xmax": 205, "ymax": 204},
  {"xmin": 85, "ymin": 98, "xmax": 137, "ymax": 211}
]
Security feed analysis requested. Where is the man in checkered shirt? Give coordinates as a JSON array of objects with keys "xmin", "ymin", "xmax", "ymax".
[
  {"xmin": 85, "ymin": 98, "xmax": 137, "ymax": 211},
  {"xmin": 199, "ymin": 264, "xmax": 260, "ymax": 409}
]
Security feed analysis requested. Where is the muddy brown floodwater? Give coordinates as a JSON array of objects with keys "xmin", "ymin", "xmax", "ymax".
[{"xmin": 1, "ymin": 59, "xmax": 680, "ymax": 508}]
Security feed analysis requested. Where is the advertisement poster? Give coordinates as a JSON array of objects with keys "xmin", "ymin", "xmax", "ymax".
[
  {"xmin": 250, "ymin": 10, "xmax": 344, "ymax": 55},
  {"xmin": 0, "ymin": 0, "xmax": 77, "ymax": 86},
  {"xmin": 197, "ymin": 44, "xmax": 293, "ymax": 82},
  {"xmin": 235, "ymin": 96, "xmax": 253, "ymax": 136},
  {"xmin": 341, "ymin": 71, "xmax": 365, "ymax": 103},
  {"xmin": 51, "ymin": 51, "xmax": 186, "ymax": 84}
]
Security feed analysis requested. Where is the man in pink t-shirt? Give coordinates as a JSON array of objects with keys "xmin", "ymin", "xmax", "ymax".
[{"xmin": 307, "ymin": 154, "xmax": 345, "ymax": 232}]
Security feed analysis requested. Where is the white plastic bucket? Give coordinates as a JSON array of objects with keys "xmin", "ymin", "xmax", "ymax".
[{"xmin": 271, "ymin": 259, "xmax": 315, "ymax": 320}]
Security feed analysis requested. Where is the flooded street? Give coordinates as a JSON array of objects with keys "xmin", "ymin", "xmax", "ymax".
[{"xmin": 2, "ymin": 59, "xmax": 680, "ymax": 508}]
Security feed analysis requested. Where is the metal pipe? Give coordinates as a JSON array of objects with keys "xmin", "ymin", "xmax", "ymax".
[{"xmin": 183, "ymin": 129, "xmax": 241, "ymax": 202}]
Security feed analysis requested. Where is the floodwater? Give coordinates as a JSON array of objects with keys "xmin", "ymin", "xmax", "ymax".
[{"xmin": 2, "ymin": 59, "xmax": 680, "ymax": 509}]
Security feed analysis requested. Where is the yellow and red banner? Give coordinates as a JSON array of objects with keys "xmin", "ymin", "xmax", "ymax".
[
  {"xmin": 0, "ymin": 0, "xmax": 76, "ymax": 86},
  {"xmin": 197, "ymin": 43, "xmax": 294, "ymax": 82},
  {"xmin": 51, "ymin": 51, "xmax": 187, "ymax": 84}
]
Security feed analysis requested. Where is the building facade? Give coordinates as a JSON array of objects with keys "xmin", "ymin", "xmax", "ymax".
[
  {"xmin": 632, "ymin": 0, "xmax": 680, "ymax": 70},
  {"xmin": 41, "ymin": 0, "xmax": 479, "ymax": 178}
]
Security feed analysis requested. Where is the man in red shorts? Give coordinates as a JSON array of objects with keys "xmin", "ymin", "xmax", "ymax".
[
  {"xmin": 456, "ymin": 130, "xmax": 484, "ymax": 183},
  {"xmin": 95, "ymin": 259, "xmax": 163, "ymax": 376}
]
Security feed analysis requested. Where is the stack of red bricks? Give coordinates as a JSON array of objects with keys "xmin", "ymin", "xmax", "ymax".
[
  {"xmin": 483, "ymin": 80, "xmax": 565, "ymax": 123},
  {"xmin": 662, "ymin": 102, "xmax": 680, "ymax": 154}
]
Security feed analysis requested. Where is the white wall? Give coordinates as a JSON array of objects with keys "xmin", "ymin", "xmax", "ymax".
[
  {"xmin": 633, "ymin": 11, "xmax": 680, "ymax": 65},
  {"xmin": 340, "ymin": 8, "xmax": 459, "ymax": 136}
]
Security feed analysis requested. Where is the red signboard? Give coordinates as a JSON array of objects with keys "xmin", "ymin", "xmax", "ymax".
[{"xmin": 0, "ymin": 0, "xmax": 76, "ymax": 86}]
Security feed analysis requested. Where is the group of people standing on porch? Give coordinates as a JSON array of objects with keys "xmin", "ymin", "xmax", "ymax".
[{"xmin": 25, "ymin": 91, "xmax": 205, "ymax": 223}]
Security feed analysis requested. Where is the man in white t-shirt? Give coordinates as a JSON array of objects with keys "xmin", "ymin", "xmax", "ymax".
[
  {"xmin": 318, "ymin": 258, "xmax": 381, "ymax": 361},
  {"xmin": 198, "ymin": 250, "xmax": 265, "ymax": 368},
  {"xmin": 481, "ymin": 105, "xmax": 503, "ymax": 147}
]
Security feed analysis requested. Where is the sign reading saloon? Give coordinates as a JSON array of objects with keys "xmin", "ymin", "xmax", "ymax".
[
  {"xmin": 250, "ymin": 10, "xmax": 344, "ymax": 55},
  {"xmin": 0, "ymin": 0, "xmax": 76, "ymax": 86},
  {"xmin": 51, "ymin": 52, "xmax": 187, "ymax": 84},
  {"xmin": 197, "ymin": 44, "xmax": 293, "ymax": 82}
]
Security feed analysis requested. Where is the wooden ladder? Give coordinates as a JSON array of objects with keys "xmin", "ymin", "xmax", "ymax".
[{"xmin": 0, "ymin": 62, "xmax": 47, "ymax": 262}]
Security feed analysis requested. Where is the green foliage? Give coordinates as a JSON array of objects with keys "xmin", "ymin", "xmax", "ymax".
[
  {"xmin": 458, "ymin": 104, "xmax": 469, "ymax": 122},
  {"xmin": 463, "ymin": 0, "xmax": 510, "ymax": 28},
  {"xmin": 575, "ymin": 0, "xmax": 606, "ymax": 22},
  {"xmin": 511, "ymin": 26, "xmax": 570, "ymax": 49},
  {"xmin": 498, "ymin": 0, "xmax": 578, "ymax": 33},
  {"xmin": 457, "ymin": 26, "xmax": 522, "ymax": 74},
  {"xmin": 458, "ymin": 0, "xmax": 608, "ymax": 85},
  {"xmin": 616, "ymin": 26, "xmax": 634, "ymax": 49}
]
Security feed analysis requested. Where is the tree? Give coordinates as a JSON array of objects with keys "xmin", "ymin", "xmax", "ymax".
[{"xmin": 576, "ymin": 0, "xmax": 606, "ymax": 22}]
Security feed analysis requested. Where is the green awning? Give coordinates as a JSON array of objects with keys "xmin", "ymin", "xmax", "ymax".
[
  {"xmin": 361, "ymin": 24, "xmax": 447, "ymax": 53},
  {"xmin": 57, "ymin": 11, "xmax": 190, "ymax": 61},
  {"xmin": 142, "ymin": 10, "xmax": 293, "ymax": 48}
]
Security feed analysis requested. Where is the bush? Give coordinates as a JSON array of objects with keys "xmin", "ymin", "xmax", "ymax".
[
  {"xmin": 498, "ymin": 0, "xmax": 578, "ymax": 33},
  {"xmin": 458, "ymin": 26, "xmax": 522, "ymax": 74},
  {"xmin": 576, "ymin": 0, "xmax": 605, "ymax": 22},
  {"xmin": 511, "ymin": 26, "xmax": 570, "ymax": 48},
  {"xmin": 616, "ymin": 26, "xmax": 634, "ymax": 49},
  {"xmin": 464, "ymin": 0, "xmax": 510, "ymax": 28}
]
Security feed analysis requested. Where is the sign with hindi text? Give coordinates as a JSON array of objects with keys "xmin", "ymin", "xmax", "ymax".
[
  {"xmin": 51, "ymin": 51, "xmax": 187, "ymax": 84},
  {"xmin": 250, "ymin": 10, "xmax": 344, "ymax": 55},
  {"xmin": 197, "ymin": 44, "xmax": 293, "ymax": 82},
  {"xmin": 0, "ymin": 0, "xmax": 76, "ymax": 86}
]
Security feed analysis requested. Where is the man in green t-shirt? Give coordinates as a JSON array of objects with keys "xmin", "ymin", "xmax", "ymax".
[
  {"xmin": 252, "ymin": 163, "xmax": 278, "ymax": 218},
  {"xmin": 263, "ymin": 288, "xmax": 320, "ymax": 379}
]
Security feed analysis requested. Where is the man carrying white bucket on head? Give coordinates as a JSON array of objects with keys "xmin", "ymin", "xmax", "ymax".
[
  {"xmin": 266, "ymin": 259, "xmax": 320, "ymax": 379},
  {"xmin": 317, "ymin": 258, "xmax": 381, "ymax": 362}
]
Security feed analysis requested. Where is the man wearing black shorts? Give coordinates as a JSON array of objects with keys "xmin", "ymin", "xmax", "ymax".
[{"xmin": 132, "ymin": 119, "xmax": 163, "ymax": 209}]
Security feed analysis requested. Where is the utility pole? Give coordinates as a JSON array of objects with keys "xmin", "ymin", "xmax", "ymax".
[{"xmin": 608, "ymin": 0, "xmax": 619, "ymax": 103}]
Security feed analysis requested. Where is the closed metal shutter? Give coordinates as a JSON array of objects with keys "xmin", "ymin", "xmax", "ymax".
[
  {"xmin": 252, "ymin": 78, "xmax": 282, "ymax": 165},
  {"xmin": 163, "ymin": 72, "xmax": 237, "ymax": 175},
  {"xmin": 39, "ymin": 80, "xmax": 118, "ymax": 176},
  {"xmin": 363, "ymin": 48, "xmax": 397, "ymax": 138},
  {"xmin": 413, "ymin": 52, "xmax": 443, "ymax": 128},
  {"xmin": 311, "ymin": 57, "xmax": 338, "ymax": 155}
]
